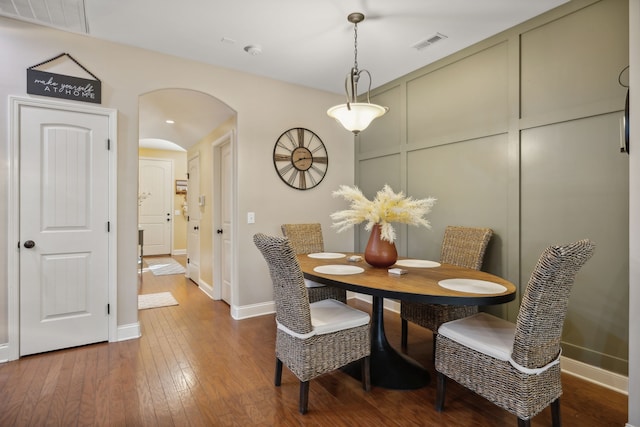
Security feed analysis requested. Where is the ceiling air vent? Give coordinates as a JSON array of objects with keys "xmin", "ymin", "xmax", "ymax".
[
  {"xmin": 0, "ymin": 0, "xmax": 89, "ymax": 33},
  {"xmin": 412, "ymin": 33, "xmax": 447, "ymax": 51}
]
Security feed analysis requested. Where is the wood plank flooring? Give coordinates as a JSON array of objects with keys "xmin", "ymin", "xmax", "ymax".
[{"xmin": 0, "ymin": 255, "xmax": 628, "ymax": 426}]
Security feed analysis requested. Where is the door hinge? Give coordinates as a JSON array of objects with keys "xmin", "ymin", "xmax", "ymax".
[
  {"xmin": 107, "ymin": 138, "xmax": 111, "ymax": 150},
  {"xmin": 187, "ymin": 172, "xmax": 190, "ymax": 179},
  {"xmin": 107, "ymin": 303, "xmax": 110, "ymax": 315},
  {"xmin": 107, "ymin": 221, "xmax": 111, "ymax": 232},
  {"xmin": 187, "ymin": 258, "xmax": 190, "ymax": 264}
]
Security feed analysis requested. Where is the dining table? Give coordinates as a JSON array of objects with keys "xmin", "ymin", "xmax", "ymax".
[{"xmin": 296, "ymin": 252, "xmax": 517, "ymax": 390}]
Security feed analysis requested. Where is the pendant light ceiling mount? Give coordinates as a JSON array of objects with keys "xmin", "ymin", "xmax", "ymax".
[
  {"xmin": 347, "ymin": 12, "xmax": 365, "ymax": 25},
  {"xmin": 327, "ymin": 12, "xmax": 389, "ymax": 135}
]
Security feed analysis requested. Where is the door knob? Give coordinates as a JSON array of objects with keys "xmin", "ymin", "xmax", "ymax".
[
  {"xmin": 217, "ymin": 229, "xmax": 223, "ymax": 234},
  {"xmin": 23, "ymin": 240, "xmax": 36, "ymax": 249}
]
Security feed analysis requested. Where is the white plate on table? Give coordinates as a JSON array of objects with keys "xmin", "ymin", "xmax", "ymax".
[
  {"xmin": 438, "ymin": 278, "xmax": 507, "ymax": 294},
  {"xmin": 308, "ymin": 252, "xmax": 346, "ymax": 259},
  {"xmin": 394, "ymin": 259, "xmax": 441, "ymax": 268},
  {"xmin": 313, "ymin": 265, "xmax": 364, "ymax": 275}
]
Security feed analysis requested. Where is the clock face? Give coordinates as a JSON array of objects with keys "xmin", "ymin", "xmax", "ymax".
[{"xmin": 273, "ymin": 128, "xmax": 328, "ymax": 190}]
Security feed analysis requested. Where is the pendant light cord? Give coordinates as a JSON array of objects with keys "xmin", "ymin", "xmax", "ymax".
[{"xmin": 353, "ymin": 21, "xmax": 359, "ymax": 73}]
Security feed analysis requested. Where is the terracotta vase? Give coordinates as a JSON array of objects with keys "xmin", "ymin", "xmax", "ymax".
[{"xmin": 364, "ymin": 223, "xmax": 398, "ymax": 268}]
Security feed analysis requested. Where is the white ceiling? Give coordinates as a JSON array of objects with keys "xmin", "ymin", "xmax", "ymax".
[
  {"xmin": 1, "ymin": 0, "xmax": 569, "ymax": 149},
  {"xmin": 90, "ymin": 0, "xmax": 568, "ymax": 94}
]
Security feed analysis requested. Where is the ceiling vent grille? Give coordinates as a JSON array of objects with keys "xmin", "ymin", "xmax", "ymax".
[
  {"xmin": 412, "ymin": 32, "xmax": 447, "ymax": 51},
  {"xmin": 0, "ymin": 0, "xmax": 89, "ymax": 33}
]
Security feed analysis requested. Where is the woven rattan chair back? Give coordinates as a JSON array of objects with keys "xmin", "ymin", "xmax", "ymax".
[
  {"xmin": 253, "ymin": 233, "xmax": 313, "ymax": 336},
  {"xmin": 281, "ymin": 223, "xmax": 324, "ymax": 254},
  {"xmin": 281, "ymin": 223, "xmax": 347, "ymax": 304},
  {"xmin": 511, "ymin": 239, "xmax": 595, "ymax": 370},
  {"xmin": 440, "ymin": 226, "xmax": 493, "ymax": 269},
  {"xmin": 400, "ymin": 225, "xmax": 493, "ymax": 352}
]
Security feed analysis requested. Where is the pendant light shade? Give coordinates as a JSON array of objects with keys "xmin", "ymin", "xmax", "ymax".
[
  {"xmin": 327, "ymin": 13, "xmax": 388, "ymax": 135},
  {"xmin": 327, "ymin": 102, "xmax": 388, "ymax": 134}
]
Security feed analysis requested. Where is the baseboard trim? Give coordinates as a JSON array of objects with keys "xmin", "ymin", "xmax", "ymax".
[
  {"xmin": 227, "ymin": 292, "xmax": 365, "ymax": 320},
  {"xmin": 560, "ymin": 356, "xmax": 628, "ymax": 395},
  {"xmin": 0, "ymin": 323, "xmax": 142, "ymax": 363},
  {"xmin": 353, "ymin": 293, "xmax": 400, "ymax": 312},
  {"xmin": 197, "ymin": 278, "xmax": 215, "ymax": 299},
  {"xmin": 172, "ymin": 249, "xmax": 187, "ymax": 255},
  {"xmin": 231, "ymin": 301, "xmax": 275, "ymax": 320},
  {"xmin": 116, "ymin": 322, "xmax": 141, "ymax": 341},
  {"xmin": 0, "ymin": 343, "xmax": 8, "ymax": 363},
  {"xmin": 230, "ymin": 294, "xmax": 370, "ymax": 320},
  {"xmin": 0, "ymin": 322, "xmax": 141, "ymax": 363}
]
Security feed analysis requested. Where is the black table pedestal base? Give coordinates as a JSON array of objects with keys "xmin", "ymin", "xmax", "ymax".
[{"xmin": 344, "ymin": 296, "xmax": 429, "ymax": 390}]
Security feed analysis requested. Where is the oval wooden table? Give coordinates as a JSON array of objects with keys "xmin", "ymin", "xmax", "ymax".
[{"xmin": 297, "ymin": 253, "xmax": 517, "ymax": 390}]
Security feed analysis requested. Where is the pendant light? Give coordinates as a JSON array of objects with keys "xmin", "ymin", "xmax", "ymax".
[{"xmin": 327, "ymin": 12, "xmax": 388, "ymax": 135}]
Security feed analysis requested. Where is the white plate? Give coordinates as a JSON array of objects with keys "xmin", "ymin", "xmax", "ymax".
[
  {"xmin": 308, "ymin": 252, "xmax": 346, "ymax": 259},
  {"xmin": 394, "ymin": 259, "xmax": 441, "ymax": 268},
  {"xmin": 438, "ymin": 278, "xmax": 507, "ymax": 294},
  {"xmin": 313, "ymin": 265, "xmax": 364, "ymax": 275}
]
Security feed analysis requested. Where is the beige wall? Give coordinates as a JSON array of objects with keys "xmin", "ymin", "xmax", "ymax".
[
  {"xmin": 358, "ymin": 0, "xmax": 629, "ymax": 375},
  {"xmin": 0, "ymin": 17, "xmax": 355, "ymax": 346},
  {"xmin": 138, "ymin": 148, "xmax": 189, "ymax": 252}
]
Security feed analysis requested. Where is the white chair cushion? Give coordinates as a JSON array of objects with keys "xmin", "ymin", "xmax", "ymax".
[
  {"xmin": 304, "ymin": 279, "xmax": 325, "ymax": 288},
  {"xmin": 310, "ymin": 299, "xmax": 370, "ymax": 335},
  {"xmin": 277, "ymin": 299, "xmax": 370, "ymax": 339},
  {"xmin": 438, "ymin": 312, "xmax": 515, "ymax": 361}
]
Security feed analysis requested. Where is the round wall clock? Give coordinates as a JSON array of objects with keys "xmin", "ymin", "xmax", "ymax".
[{"xmin": 273, "ymin": 127, "xmax": 328, "ymax": 190}]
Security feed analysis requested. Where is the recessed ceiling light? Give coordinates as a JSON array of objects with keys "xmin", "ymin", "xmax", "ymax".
[
  {"xmin": 244, "ymin": 45, "xmax": 262, "ymax": 56},
  {"xmin": 165, "ymin": 119, "xmax": 175, "ymax": 124}
]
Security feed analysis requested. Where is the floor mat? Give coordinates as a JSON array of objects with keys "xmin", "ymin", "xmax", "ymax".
[
  {"xmin": 138, "ymin": 292, "xmax": 179, "ymax": 310},
  {"xmin": 145, "ymin": 257, "xmax": 186, "ymax": 276}
]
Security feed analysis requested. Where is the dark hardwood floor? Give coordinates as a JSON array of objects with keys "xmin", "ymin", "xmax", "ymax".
[{"xmin": 0, "ymin": 255, "xmax": 627, "ymax": 426}]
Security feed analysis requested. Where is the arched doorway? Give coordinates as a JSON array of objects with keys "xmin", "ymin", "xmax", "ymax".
[{"xmin": 138, "ymin": 89, "xmax": 236, "ymax": 306}]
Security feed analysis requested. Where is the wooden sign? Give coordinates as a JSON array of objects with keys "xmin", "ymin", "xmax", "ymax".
[{"xmin": 27, "ymin": 53, "xmax": 101, "ymax": 104}]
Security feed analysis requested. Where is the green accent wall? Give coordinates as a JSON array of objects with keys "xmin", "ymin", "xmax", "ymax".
[{"xmin": 356, "ymin": 0, "xmax": 629, "ymax": 374}]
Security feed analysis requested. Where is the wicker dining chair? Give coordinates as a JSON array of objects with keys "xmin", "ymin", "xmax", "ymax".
[
  {"xmin": 400, "ymin": 226, "xmax": 493, "ymax": 355},
  {"xmin": 253, "ymin": 233, "xmax": 371, "ymax": 414},
  {"xmin": 435, "ymin": 239, "xmax": 595, "ymax": 427},
  {"xmin": 281, "ymin": 223, "xmax": 347, "ymax": 303}
]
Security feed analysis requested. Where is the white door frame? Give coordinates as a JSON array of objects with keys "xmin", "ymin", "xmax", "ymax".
[
  {"xmin": 211, "ymin": 131, "xmax": 238, "ymax": 310},
  {"xmin": 7, "ymin": 96, "xmax": 118, "ymax": 361}
]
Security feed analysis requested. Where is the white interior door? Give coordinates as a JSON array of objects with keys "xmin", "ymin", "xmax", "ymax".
[
  {"xmin": 220, "ymin": 141, "xmax": 233, "ymax": 304},
  {"xmin": 19, "ymin": 105, "xmax": 110, "ymax": 356},
  {"xmin": 187, "ymin": 154, "xmax": 201, "ymax": 282},
  {"xmin": 139, "ymin": 158, "xmax": 173, "ymax": 255}
]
